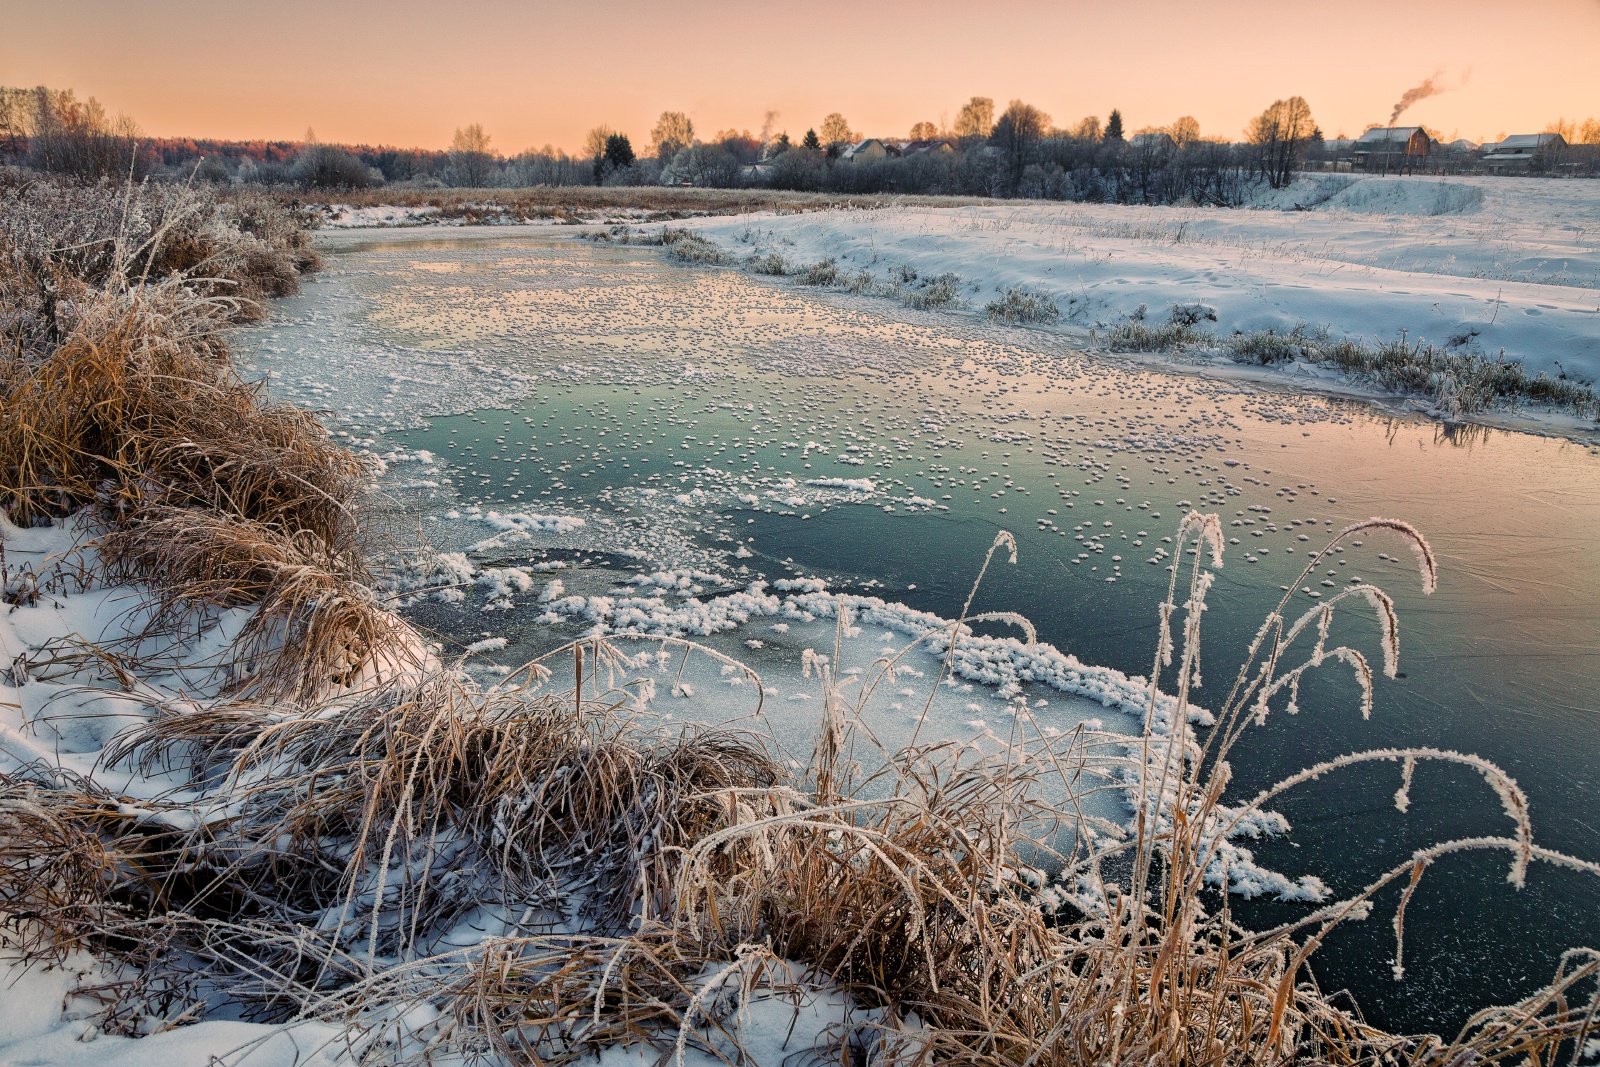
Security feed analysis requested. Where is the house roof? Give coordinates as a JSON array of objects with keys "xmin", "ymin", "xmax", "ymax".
[
  {"xmin": 1490, "ymin": 133, "xmax": 1565, "ymax": 152},
  {"xmin": 902, "ymin": 138, "xmax": 953, "ymax": 154},
  {"xmin": 1354, "ymin": 126, "xmax": 1425, "ymax": 145}
]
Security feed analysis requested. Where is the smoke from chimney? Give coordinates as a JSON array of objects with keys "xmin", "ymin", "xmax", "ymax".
[{"xmin": 1389, "ymin": 72, "xmax": 1451, "ymax": 126}]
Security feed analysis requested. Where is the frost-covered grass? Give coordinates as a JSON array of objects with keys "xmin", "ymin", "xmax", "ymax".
[
  {"xmin": 1107, "ymin": 308, "xmax": 1600, "ymax": 420},
  {"xmin": 786, "ymin": 257, "xmax": 961, "ymax": 307},
  {"xmin": 2, "ymin": 173, "xmax": 320, "ymax": 322},
  {"xmin": 6, "ymin": 509, "xmax": 1599, "ymax": 1066},
  {"xmin": 652, "ymin": 226, "xmax": 733, "ymax": 266},
  {"xmin": 895, "ymin": 268, "xmax": 963, "ymax": 310},
  {"xmin": 745, "ymin": 250, "xmax": 788, "ymax": 275},
  {"xmin": 987, "ymin": 284, "xmax": 1061, "ymax": 325},
  {"xmin": 1, "ymin": 177, "xmax": 400, "ymax": 703},
  {"xmin": 796, "ymin": 257, "xmax": 843, "ymax": 286}
]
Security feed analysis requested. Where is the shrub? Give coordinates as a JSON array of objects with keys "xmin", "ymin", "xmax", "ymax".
[
  {"xmin": 746, "ymin": 251, "xmax": 787, "ymax": 275},
  {"xmin": 898, "ymin": 271, "xmax": 963, "ymax": 310},
  {"xmin": 661, "ymin": 144, "xmax": 742, "ymax": 188},
  {"xmin": 797, "ymin": 258, "xmax": 841, "ymax": 286},
  {"xmin": 0, "ymin": 175, "xmax": 320, "ymax": 335},
  {"xmin": 655, "ymin": 227, "xmax": 731, "ymax": 265},
  {"xmin": 1169, "ymin": 302, "xmax": 1217, "ymax": 328},
  {"xmin": 293, "ymin": 144, "xmax": 379, "ymax": 190},
  {"xmin": 1226, "ymin": 323, "xmax": 1323, "ymax": 364},
  {"xmin": 986, "ymin": 284, "xmax": 1060, "ymax": 324}
]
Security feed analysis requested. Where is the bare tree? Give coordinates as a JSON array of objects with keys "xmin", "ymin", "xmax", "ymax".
[
  {"xmin": 584, "ymin": 125, "xmax": 615, "ymax": 161},
  {"xmin": 25, "ymin": 87, "xmax": 147, "ymax": 181},
  {"xmin": 650, "ymin": 111, "xmax": 694, "ymax": 160},
  {"xmin": 1169, "ymin": 115, "xmax": 1201, "ymax": 148},
  {"xmin": 1245, "ymin": 96, "xmax": 1315, "ymax": 189},
  {"xmin": 1543, "ymin": 117, "xmax": 1577, "ymax": 141},
  {"xmin": 909, "ymin": 120, "xmax": 938, "ymax": 141},
  {"xmin": 661, "ymin": 144, "xmax": 740, "ymax": 187},
  {"xmin": 819, "ymin": 113, "xmax": 854, "ymax": 146},
  {"xmin": 953, "ymin": 97, "xmax": 994, "ymax": 139},
  {"xmin": 1070, "ymin": 115, "xmax": 1102, "ymax": 141},
  {"xmin": 0, "ymin": 86, "xmax": 31, "ymax": 157},
  {"xmin": 450, "ymin": 123, "xmax": 496, "ymax": 186},
  {"xmin": 990, "ymin": 100, "xmax": 1051, "ymax": 188}
]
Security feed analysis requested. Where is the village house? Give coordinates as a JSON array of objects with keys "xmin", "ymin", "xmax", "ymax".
[
  {"xmin": 901, "ymin": 138, "xmax": 955, "ymax": 156},
  {"xmin": 1351, "ymin": 126, "xmax": 1432, "ymax": 172},
  {"xmin": 1129, "ymin": 131, "xmax": 1177, "ymax": 150},
  {"xmin": 840, "ymin": 138, "xmax": 898, "ymax": 162},
  {"xmin": 1481, "ymin": 133, "xmax": 1567, "ymax": 171}
]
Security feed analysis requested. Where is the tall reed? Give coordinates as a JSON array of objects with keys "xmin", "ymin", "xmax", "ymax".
[{"xmin": 4, "ymin": 521, "xmax": 1594, "ymax": 1067}]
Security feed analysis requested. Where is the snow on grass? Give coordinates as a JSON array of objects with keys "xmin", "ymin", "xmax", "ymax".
[
  {"xmin": 317, "ymin": 204, "xmax": 443, "ymax": 228},
  {"xmin": 686, "ymin": 175, "xmax": 1600, "ymax": 382},
  {"xmin": 0, "ymin": 948, "xmax": 346, "ymax": 1067}
]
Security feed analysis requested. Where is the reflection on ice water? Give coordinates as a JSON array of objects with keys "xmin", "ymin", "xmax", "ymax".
[{"xmin": 249, "ymin": 225, "xmax": 1600, "ymax": 1032}]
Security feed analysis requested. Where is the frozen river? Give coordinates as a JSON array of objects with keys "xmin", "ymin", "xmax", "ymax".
[{"xmin": 245, "ymin": 224, "xmax": 1600, "ymax": 1031}]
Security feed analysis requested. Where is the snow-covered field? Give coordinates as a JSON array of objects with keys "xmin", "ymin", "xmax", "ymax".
[{"xmin": 682, "ymin": 175, "xmax": 1600, "ymax": 381}]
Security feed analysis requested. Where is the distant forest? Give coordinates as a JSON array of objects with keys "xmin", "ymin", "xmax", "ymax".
[{"xmin": 4, "ymin": 87, "xmax": 1597, "ymax": 204}]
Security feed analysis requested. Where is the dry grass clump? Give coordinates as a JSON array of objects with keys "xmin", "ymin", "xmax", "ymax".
[
  {"xmin": 5, "ymin": 521, "xmax": 1595, "ymax": 1067},
  {"xmin": 0, "ymin": 174, "xmax": 319, "ymax": 335},
  {"xmin": 650, "ymin": 227, "xmax": 734, "ymax": 265},
  {"xmin": 987, "ymin": 284, "xmax": 1061, "ymax": 324},
  {"xmin": 1308, "ymin": 331, "xmax": 1600, "ymax": 421},
  {"xmin": 97, "ymin": 507, "xmax": 413, "ymax": 700},
  {"xmin": 745, "ymin": 250, "xmax": 788, "ymax": 275},
  {"xmin": 0, "ymin": 176, "xmax": 401, "ymax": 698},
  {"xmin": 1107, "ymin": 318, "xmax": 1213, "ymax": 352},
  {"xmin": 893, "ymin": 267, "xmax": 964, "ymax": 310},
  {"xmin": 796, "ymin": 258, "xmax": 876, "ymax": 293},
  {"xmin": 3, "ymin": 643, "xmax": 785, "ymax": 1035},
  {"xmin": 797, "ymin": 258, "xmax": 843, "ymax": 286},
  {"xmin": 0, "ymin": 284, "xmax": 365, "ymax": 533}
]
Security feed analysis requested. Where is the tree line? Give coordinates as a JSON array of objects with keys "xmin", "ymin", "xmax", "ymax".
[{"xmin": 5, "ymin": 86, "xmax": 1598, "ymax": 201}]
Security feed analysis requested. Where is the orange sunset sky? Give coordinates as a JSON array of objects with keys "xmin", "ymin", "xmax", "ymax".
[{"xmin": 3, "ymin": 0, "xmax": 1598, "ymax": 152}]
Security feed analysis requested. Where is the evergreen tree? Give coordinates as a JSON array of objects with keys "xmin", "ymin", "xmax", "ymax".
[
  {"xmin": 771, "ymin": 131, "xmax": 792, "ymax": 154},
  {"xmin": 801, "ymin": 128, "xmax": 820, "ymax": 151},
  {"xmin": 1104, "ymin": 109, "xmax": 1124, "ymax": 142},
  {"xmin": 603, "ymin": 133, "xmax": 635, "ymax": 169}
]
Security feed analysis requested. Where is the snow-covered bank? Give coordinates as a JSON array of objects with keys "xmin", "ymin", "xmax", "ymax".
[
  {"xmin": 0, "ymin": 520, "xmax": 346, "ymax": 1064},
  {"xmin": 681, "ymin": 175, "xmax": 1600, "ymax": 382}
]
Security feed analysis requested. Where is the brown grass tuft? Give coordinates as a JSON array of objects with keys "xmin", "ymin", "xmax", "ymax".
[{"xmin": 1, "ymin": 174, "xmax": 397, "ymax": 700}]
